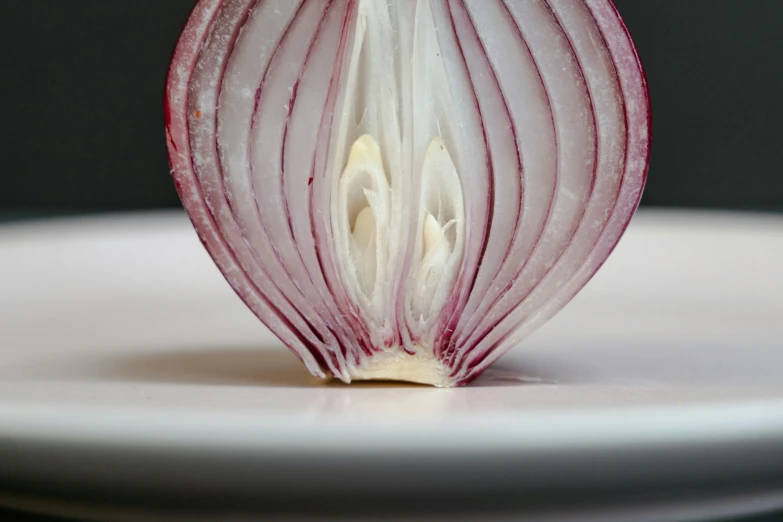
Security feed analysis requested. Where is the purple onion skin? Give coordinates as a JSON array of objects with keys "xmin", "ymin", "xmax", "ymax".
[{"xmin": 165, "ymin": 0, "xmax": 650, "ymax": 387}]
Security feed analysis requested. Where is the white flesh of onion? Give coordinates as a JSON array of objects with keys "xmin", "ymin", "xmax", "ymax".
[
  {"xmin": 170, "ymin": 0, "xmax": 649, "ymax": 387},
  {"xmin": 330, "ymin": 0, "xmax": 467, "ymax": 385}
]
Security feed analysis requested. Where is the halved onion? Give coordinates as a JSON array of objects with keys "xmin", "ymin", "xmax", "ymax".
[{"xmin": 165, "ymin": 0, "xmax": 650, "ymax": 387}]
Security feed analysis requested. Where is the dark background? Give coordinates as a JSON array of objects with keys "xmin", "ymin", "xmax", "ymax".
[{"xmin": 0, "ymin": 0, "xmax": 782, "ymax": 216}]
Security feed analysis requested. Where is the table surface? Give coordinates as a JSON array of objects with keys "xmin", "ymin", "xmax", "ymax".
[{"xmin": 2, "ymin": 209, "xmax": 783, "ymax": 522}]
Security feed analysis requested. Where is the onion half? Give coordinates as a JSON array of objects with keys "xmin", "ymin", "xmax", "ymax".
[{"xmin": 165, "ymin": 0, "xmax": 650, "ymax": 387}]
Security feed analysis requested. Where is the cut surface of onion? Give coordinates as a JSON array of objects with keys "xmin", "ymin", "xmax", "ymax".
[{"xmin": 165, "ymin": 0, "xmax": 650, "ymax": 387}]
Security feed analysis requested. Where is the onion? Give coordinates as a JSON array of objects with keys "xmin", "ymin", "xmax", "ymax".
[{"xmin": 165, "ymin": 0, "xmax": 650, "ymax": 387}]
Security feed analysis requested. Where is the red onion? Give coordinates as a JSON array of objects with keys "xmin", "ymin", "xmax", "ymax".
[{"xmin": 165, "ymin": 0, "xmax": 650, "ymax": 387}]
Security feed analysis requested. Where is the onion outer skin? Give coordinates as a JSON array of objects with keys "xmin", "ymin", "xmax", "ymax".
[{"xmin": 165, "ymin": 0, "xmax": 650, "ymax": 387}]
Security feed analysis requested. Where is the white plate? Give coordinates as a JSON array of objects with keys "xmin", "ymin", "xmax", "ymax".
[{"xmin": 1, "ymin": 210, "xmax": 783, "ymax": 522}]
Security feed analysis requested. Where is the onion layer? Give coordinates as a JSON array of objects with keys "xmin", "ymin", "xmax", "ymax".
[{"xmin": 165, "ymin": 0, "xmax": 650, "ymax": 387}]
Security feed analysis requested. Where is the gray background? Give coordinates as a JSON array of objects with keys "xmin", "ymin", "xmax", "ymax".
[{"xmin": 0, "ymin": 0, "xmax": 781, "ymax": 216}]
